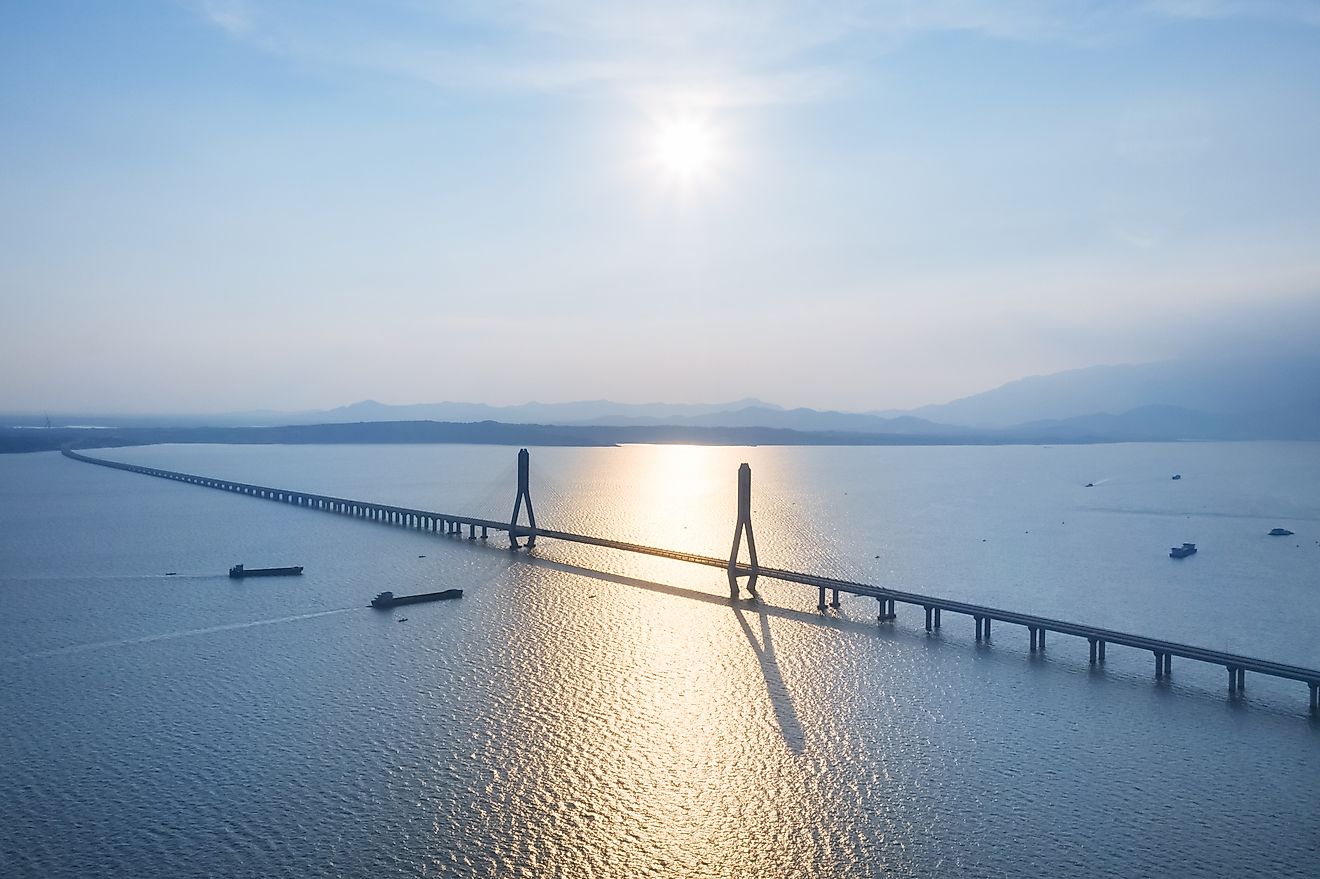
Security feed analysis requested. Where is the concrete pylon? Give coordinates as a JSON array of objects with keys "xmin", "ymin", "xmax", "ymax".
[
  {"xmin": 509, "ymin": 448, "xmax": 537, "ymax": 549},
  {"xmin": 728, "ymin": 463, "xmax": 759, "ymax": 598}
]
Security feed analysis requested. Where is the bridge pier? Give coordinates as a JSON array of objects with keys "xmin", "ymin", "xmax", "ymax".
[
  {"xmin": 818, "ymin": 586, "xmax": 827, "ymax": 612},
  {"xmin": 1310, "ymin": 684, "xmax": 1318, "ymax": 712},
  {"xmin": 1088, "ymin": 638, "xmax": 1097, "ymax": 663},
  {"xmin": 829, "ymin": 588, "xmax": 840, "ymax": 609},
  {"xmin": 934, "ymin": 607, "xmax": 941, "ymax": 629},
  {"xmin": 924, "ymin": 606, "xmax": 932, "ymax": 631},
  {"xmin": 877, "ymin": 598, "xmax": 895, "ymax": 622}
]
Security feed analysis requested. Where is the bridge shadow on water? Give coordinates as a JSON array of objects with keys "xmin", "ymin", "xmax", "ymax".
[
  {"xmin": 514, "ymin": 554, "xmax": 1320, "ymax": 725},
  {"xmin": 519, "ymin": 558, "xmax": 845, "ymax": 753},
  {"xmin": 732, "ymin": 601, "xmax": 806, "ymax": 754}
]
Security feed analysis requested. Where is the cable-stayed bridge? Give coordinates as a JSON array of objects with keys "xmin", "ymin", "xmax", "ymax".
[{"xmin": 62, "ymin": 446, "xmax": 1320, "ymax": 714}]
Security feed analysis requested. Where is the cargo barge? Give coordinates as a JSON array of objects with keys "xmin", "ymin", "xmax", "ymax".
[
  {"xmin": 369, "ymin": 589, "xmax": 463, "ymax": 608},
  {"xmin": 229, "ymin": 564, "xmax": 304, "ymax": 578}
]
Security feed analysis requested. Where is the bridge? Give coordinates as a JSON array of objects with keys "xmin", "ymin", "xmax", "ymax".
[{"xmin": 63, "ymin": 446, "xmax": 1320, "ymax": 714}]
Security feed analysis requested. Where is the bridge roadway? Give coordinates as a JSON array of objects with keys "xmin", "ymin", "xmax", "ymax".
[{"xmin": 63, "ymin": 447, "xmax": 1320, "ymax": 711}]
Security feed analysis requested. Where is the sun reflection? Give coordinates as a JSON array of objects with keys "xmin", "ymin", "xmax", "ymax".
[
  {"xmin": 629, "ymin": 444, "xmax": 732, "ymax": 556},
  {"xmin": 456, "ymin": 444, "xmax": 849, "ymax": 873}
]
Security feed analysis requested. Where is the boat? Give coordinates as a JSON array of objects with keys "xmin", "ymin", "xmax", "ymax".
[
  {"xmin": 369, "ymin": 589, "xmax": 463, "ymax": 608},
  {"xmin": 1172, "ymin": 474, "xmax": 1182, "ymax": 480},
  {"xmin": 1169, "ymin": 543, "xmax": 1197, "ymax": 559},
  {"xmin": 229, "ymin": 564, "xmax": 303, "ymax": 578},
  {"xmin": 1269, "ymin": 528, "xmax": 1295, "ymax": 536}
]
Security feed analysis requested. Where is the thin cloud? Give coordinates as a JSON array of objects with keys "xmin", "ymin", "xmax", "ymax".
[
  {"xmin": 195, "ymin": 0, "xmax": 253, "ymax": 36},
  {"xmin": 180, "ymin": 0, "xmax": 1317, "ymax": 106},
  {"xmin": 1144, "ymin": 0, "xmax": 1320, "ymax": 26}
]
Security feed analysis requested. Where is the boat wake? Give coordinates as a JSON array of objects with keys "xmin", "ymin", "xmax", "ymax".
[{"xmin": 2, "ymin": 608, "xmax": 355, "ymax": 664}]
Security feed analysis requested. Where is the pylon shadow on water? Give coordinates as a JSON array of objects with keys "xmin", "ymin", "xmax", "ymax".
[{"xmin": 732, "ymin": 589, "xmax": 807, "ymax": 755}]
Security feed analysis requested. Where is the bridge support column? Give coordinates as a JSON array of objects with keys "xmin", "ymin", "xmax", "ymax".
[
  {"xmin": 468, "ymin": 524, "xmax": 476, "ymax": 540},
  {"xmin": 818, "ymin": 586, "xmax": 827, "ymax": 612},
  {"xmin": 1039, "ymin": 628, "xmax": 1046, "ymax": 651},
  {"xmin": 1088, "ymin": 638, "xmax": 1097, "ymax": 664},
  {"xmin": 481, "ymin": 526, "xmax": 488, "ymax": 540},
  {"xmin": 924, "ymin": 606, "xmax": 932, "ymax": 631},
  {"xmin": 1098, "ymin": 640, "xmax": 1106, "ymax": 662},
  {"xmin": 1164, "ymin": 653, "xmax": 1172, "ymax": 677},
  {"xmin": 509, "ymin": 448, "xmax": 537, "ymax": 550},
  {"xmin": 1310, "ymin": 684, "xmax": 1318, "ymax": 712},
  {"xmin": 984, "ymin": 617, "xmax": 991, "ymax": 640},
  {"xmin": 1031, "ymin": 627, "xmax": 1038, "ymax": 652},
  {"xmin": 1237, "ymin": 668, "xmax": 1245, "ymax": 691},
  {"xmin": 829, "ymin": 588, "xmax": 840, "ymax": 609},
  {"xmin": 934, "ymin": 608, "xmax": 941, "ymax": 629},
  {"xmin": 975, "ymin": 616, "xmax": 983, "ymax": 641},
  {"xmin": 727, "ymin": 463, "xmax": 759, "ymax": 600},
  {"xmin": 1228, "ymin": 667, "xmax": 1237, "ymax": 693},
  {"xmin": 1154, "ymin": 651, "xmax": 1164, "ymax": 679}
]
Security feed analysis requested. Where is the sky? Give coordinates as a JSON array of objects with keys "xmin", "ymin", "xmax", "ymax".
[{"xmin": 2, "ymin": 0, "xmax": 1319, "ymax": 414}]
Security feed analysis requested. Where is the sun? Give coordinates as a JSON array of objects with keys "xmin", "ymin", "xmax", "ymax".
[{"xmin": 651, "ymin": 116, "xmax": 720, "ymax": 183}]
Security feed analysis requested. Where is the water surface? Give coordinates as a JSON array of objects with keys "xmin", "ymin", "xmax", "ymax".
[{"xmin": 2, "ymin": 442, "xmax": 1317, "ymax": 877}]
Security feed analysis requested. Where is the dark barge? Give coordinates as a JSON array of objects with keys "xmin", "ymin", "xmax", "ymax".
[
  {"xmin": 369, "ymin": 589, "xmax": 463, "ymax": 608},
  {"xmin": 229, "ymin": 564, "xmax": 304, "ymax": 578}
]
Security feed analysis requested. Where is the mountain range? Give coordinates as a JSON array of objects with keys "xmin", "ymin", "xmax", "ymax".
[{"xmin": 7, "ymin": 350, "xmax": 1319, "ymax": 443}]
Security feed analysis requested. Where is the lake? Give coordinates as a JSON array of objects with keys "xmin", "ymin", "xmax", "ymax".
[{"xmin": 2, "ymin": 441, "xmax": 1318, "ymax": 877}]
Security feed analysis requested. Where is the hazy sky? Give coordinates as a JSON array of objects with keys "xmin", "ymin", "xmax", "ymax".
[{"xmin": 3, "ymin": 1, "xmax": 1319, "ymax": 413}]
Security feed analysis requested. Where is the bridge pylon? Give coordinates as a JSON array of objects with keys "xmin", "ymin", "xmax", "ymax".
[
  {"xmin": 728, "ymin": 462, "xmax": 759, "ymax": 599},
  {"xmin": 509, "ymin": 448, "xmax": 537, "ymax": 549}
]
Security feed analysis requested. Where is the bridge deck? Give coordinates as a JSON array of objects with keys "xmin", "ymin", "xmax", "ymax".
[{"xmin": 62, "ymin": 447, "xmax": 1320, "ymax": 708}]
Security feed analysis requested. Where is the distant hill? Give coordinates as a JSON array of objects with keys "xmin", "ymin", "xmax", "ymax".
[
  {"xmin": 573, "ymin": 405, "xmax": 969, "ymax": 436},
  {"xmin": 309, "ymin": 397, "xmax": 783, "ymax": 426},
  {"xmin": 1, "ymin": 420, "xmax": 1015, "ymax": 454},
  {"xmin": 7, "ymin": 346, "xmax": 1319, "ymax": 445},
  {"xmin": 891, "ymin": 351, "xmax": 1320, "ymax": 432}
]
